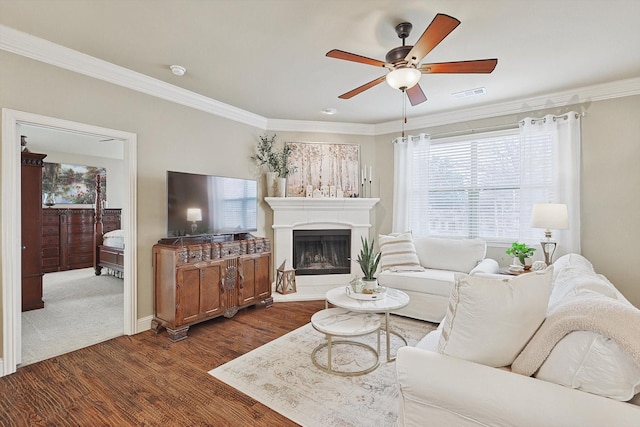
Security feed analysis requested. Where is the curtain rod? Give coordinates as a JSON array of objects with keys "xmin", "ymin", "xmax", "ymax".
[
  {"xmin": 429, "ymin": 123, "xmax": 518, "ymax": 140},
  {"xmin": 396, "ymin": 111, "xmax": 583, "ymax": 142}
]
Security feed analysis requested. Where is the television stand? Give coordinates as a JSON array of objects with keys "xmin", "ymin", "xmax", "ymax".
[{"xmin": 151, "ymin": 236, "xmax": 272, "ymax": 341}]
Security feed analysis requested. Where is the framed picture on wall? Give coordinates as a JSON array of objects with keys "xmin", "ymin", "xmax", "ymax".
[
  {"xmin": 42, "ymin": 162, "xmax": 106, "ymax": 206},
  {"xmin": 285, "ymin": 142, "xmax": 360, "ymax": 197}
]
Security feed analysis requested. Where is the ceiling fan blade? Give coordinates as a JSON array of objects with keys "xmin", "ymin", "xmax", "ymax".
[
  {"xmin": 326, "ymin": 49, "xmax": 387, "ymax": 68},
  {"xmin": 406, "ymin": 84, "xmax": 427, "ymax": 106},
  {"xmin": 338, "ymin": 76, "xmax": 387, "ymax": 99},
  {"xmin": 419, "ymin": 59, "xmax": 498, "ymax": 74},
  {"xmin": 405, "ymin": 13, "xmax": 461, "ymax": 66}
]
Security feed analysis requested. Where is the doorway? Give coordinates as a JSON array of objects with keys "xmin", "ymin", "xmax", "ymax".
[{"xmin": 1, "ymin": 108, "xmax": 138, "ymax": 376}]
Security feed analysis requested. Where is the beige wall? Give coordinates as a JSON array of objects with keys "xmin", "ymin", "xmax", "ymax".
[{"xmin": 374, "ymin": 95, "xmax": 640, "ymax": 308}]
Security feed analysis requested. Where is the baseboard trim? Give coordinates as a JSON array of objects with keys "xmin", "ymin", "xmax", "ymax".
[{"xmin": 136, "ymin": 315, "xmax": 153, "ymax": 333}]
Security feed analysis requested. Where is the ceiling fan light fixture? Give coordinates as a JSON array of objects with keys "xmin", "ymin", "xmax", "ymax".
[{"xmin": 386, "ymin": 68, "xmax": 421, "ymax": 91}]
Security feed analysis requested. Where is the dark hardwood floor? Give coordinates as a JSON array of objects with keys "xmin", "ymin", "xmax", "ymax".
[{"xmin": 1, "ymin": 300, "xmax": 325, "ymax": 426}]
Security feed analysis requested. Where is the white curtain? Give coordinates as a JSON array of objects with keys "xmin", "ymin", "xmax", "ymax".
[
  {"xmin": 519, "ymin": 112, "xmax": 581, "ymax": 255},
  {"xmin": 392, "ymin": 133, "xmax": 430, "ymax": 233}
]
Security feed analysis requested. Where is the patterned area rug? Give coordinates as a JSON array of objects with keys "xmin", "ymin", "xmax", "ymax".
[{"xmin": 209, "ymin": 315, "xmax": 437, "ymax": 426}]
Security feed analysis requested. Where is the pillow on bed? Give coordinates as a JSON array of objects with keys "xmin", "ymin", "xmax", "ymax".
[{"xmin": 103, "ymin": 229, "xmax": 124, "ymax": 238}]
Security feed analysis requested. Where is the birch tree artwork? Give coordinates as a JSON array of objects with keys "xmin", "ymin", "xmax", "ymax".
[{"xmin": 285, "ymin": 142, "xmax": 360, "ymax": 197}]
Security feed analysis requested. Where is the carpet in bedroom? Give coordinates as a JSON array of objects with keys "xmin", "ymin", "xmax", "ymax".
[
  {"xmin": 209, "ymin": 315, "xmax": 436, "ymax": 427},
  {"xmin": 21, "ymin": 268, "xmax": 124, "ymax": 366}
]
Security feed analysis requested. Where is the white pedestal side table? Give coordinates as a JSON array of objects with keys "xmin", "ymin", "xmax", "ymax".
[
  {"xmin": 325, "ymin": 286, "xmax": 410, "ymax": 362},
  {"xmin": 310, "ymin": 307, "xmax": 381, "ymax": 376}
]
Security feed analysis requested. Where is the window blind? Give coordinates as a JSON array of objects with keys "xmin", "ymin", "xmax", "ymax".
[{"xmin": 408, "ymin": 129, "xmax": 554, "ymax": 242}]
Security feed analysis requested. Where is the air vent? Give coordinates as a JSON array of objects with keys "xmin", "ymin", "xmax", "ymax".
[{"xmin": 453, "ymin": 87, "xmax": 487, "ymax": 99}]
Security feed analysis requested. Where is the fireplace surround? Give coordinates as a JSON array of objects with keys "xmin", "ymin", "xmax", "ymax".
[{"xmin": 265, "ymin": 197, "xmax": 379, "ymax": 292}]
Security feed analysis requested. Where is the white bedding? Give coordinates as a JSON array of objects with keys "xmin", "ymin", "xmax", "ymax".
[{"xmin": 102, "ymin": 229, "xmax": 124, "ymax": 249}]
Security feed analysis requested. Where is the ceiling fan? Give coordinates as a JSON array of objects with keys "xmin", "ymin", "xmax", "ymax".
[{"xmin": 326, "ymin": 13, "xmax": 498, "ymax": 106}]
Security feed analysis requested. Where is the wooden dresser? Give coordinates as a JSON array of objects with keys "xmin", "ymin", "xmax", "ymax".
[
  {"xmin": 151, "ymin": 236, "xmax": 273, "ymax": 342},
  {"xmin": 42, "ymin": 208, "xmax": 121, "ymax": 273},
  {"xmin": 22, "ymin": 151, "xmax": 47, "ymax": 311}
]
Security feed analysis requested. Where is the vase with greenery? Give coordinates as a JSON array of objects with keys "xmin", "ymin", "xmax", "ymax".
[
  {"xmin": 505, "ymin": 242, "xmax": 536, "ymax": 267},
  {"xmin": 356, "ymin": 236, "xmax": 381, "ymax": 291},
  {"xmin": 251, "ymin": 134, "xmax": 296, "ymax": 197}
]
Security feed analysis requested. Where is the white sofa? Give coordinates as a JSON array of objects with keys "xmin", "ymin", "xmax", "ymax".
[
  {"xmin": 396, "ymin": 254, "xmax": 640, "ymax": 427},
  {"xmin": 377, "ymin": 235, "xmax": 499, "ymax": 322}
]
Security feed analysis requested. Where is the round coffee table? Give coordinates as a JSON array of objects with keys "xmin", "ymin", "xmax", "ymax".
[
  {"xmin": 311, "ymin": 308, "xmax": 381, "ymax": 376},
  {"xmin": 325, "ymin": 286, "xmax": 410, "ymax": 362}
]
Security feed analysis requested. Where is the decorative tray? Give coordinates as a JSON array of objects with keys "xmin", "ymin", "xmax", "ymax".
[{"xmin": 345, "ymin": 286, "xmax": 387, "ymax": 301}]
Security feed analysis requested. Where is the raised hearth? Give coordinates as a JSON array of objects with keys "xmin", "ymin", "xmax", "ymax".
[{"xmin": 265, "ymin": 197, "xmax": 379, "ymax": 300}]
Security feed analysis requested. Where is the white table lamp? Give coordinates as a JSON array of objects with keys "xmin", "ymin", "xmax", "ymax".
[
  {"xmin": 186, "ymin": 208, "xmax": 202, "ymax": 234},
  {"xmin": 531, "ymin": 203, "xmax": 569, "ymax": 265}
]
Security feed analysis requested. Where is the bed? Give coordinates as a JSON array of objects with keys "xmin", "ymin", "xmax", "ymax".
[{"xmin": 94, "ymin": 175, "xmax": 124, "ymax": 278}]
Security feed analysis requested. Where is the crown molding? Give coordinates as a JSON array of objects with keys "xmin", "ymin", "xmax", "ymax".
[
  {"xmin": 0, "ymin": 25, "xmax": 267, "ymax": 129},
  {"xmin": 266, "ymin": 118, "xmax": 375, "ymax": 135},
  {"xmin": 2, "ymin": 24, "xmax": 638, "ymax": 136},
  {"xmin": 374, "ymin": 76, "xmax": 640, "ymax": 135}
]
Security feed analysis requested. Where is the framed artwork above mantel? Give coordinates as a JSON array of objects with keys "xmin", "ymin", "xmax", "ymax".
[{"xmin": 285, "ymin": 142, "xmax": 360, "ymax": 198}]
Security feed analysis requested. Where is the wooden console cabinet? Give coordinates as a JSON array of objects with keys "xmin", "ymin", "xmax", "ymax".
[
  {"xmin": 41, "ymin": 208, "xmax": 121, "ymax": 273},
  {"xmin": 151, "ymin": 237, "xmax": 273, "ymax": 342}
]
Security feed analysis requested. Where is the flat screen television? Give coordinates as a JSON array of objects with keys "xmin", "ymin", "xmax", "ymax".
[{"xmin": 167, "ymin": 171, "xmax": 257, "ymax": 237}]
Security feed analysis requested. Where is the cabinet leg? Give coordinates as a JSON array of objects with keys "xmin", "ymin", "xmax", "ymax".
[
  {"xmin": 263, "ymin": 296, "xmax": 274, "ymax": 308},
  {"xmin": 166, "ymin": 326, "xmax": 190, "ymax": 342}
]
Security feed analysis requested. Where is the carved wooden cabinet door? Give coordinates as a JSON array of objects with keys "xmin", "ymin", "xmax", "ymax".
[
  {"xmin": 255, "ymin": 253, "xmax": 271, "ymax": 300},
  {"xmin": 238, "ymin": 255, "xmax": 257, "ymax": 306}
]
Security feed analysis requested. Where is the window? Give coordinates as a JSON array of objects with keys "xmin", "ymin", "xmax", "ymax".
[{"xmin": 407, "ymin": 129, "xmax": 554, "ymax": 243}]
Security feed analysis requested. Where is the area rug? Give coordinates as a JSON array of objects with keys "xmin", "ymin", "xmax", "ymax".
[
  {"xmin": 209, "ymin": 315, "xmax": 437, "ymax": 427},
  {"xmin": 21, "ymin": 268, "xmax": 124, "ymax": 366}
]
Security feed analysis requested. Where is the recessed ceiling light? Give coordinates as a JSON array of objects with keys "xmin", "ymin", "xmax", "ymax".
[
  {"xmin": 453, "ymin": 87, "xmax": 487, "ymax": 99},
  {"xmin": 322, "ymin": 108, "xmax": 337, "ymax": 115},
  {"xmin": 170, "ymin": 65, "xmax": 186, "ymax": 76}
]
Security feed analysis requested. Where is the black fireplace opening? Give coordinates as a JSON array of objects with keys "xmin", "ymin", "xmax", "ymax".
[{"xmin": 293, "ymin": 229, "xmax": 351, "ymax": 275}]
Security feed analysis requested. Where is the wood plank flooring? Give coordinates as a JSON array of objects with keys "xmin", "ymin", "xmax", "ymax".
[{"xmin": 0, "ymin": 300, "xmax": 325, "ymax": 426}]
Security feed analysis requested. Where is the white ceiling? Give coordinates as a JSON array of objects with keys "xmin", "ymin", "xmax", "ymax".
[{"xmin": 1, "ymin": 0, "xmax": 639, "ymax": 126}]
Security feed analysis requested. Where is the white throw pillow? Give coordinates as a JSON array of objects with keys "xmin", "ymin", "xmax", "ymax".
[
  {"xmin": 438, "ymin": 267, "xmax": 553, "ymax": 368},
  {"xmin": 536, "ymin": 330, "xmax": 640, "ymax": 401},
  {"xmin": 413, "ymin": 237, "xmax": 486, "ymax": 273},
  {"xmin": 378, "ymin": 232, "xmax": 424, "ymax": 272}
]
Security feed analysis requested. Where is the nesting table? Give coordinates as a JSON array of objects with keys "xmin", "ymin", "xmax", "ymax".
[
  {"xmin": 310, "ymin": 307, "xmax": 381, "ymax": 376},
  {"xmin": 324, "ymin": 286, "xmax": 410, "ymax": 362}
]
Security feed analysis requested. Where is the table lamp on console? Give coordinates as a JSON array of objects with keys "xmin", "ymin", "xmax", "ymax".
[
  {"xmin": 531, "ymin": 203, "xmax": 569, "ymax": 265},
  {"xmin": 186, "ymin": 208, "xmax": 202, "ymax": 235}
]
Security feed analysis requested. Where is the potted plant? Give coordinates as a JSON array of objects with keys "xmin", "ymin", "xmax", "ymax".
[
  {"xmin": 506, "ymin": 242, "xmax": 536, "ymax": 268},
  {"xmin": 251, "ymin": 134, "xmax": 296, "ymax": 197},
  {"xmin": 356, "ymin": 236, "xmax": 381, "ymax": 291}
]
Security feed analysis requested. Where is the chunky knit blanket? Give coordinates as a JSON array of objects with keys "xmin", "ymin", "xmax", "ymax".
[{"xmin": 511, "ymin": 294, "xmax": 640, "ymax": 376}]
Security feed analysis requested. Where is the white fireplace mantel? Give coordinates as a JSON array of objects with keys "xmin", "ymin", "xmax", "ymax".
[{"xmin": 265, "ymin": 197, "xmax": 379, "ymax": 296}]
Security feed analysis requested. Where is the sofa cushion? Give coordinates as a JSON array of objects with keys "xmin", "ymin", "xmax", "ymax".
[
  {"xmin": 377, "ymin": 269, "xmax": 455, "ymax": 298},
  {"xmin": 414, "ymin": 237, "xmax": 486, "ymax": 273},
  {"xmin": 536, "ymin": 331, "xmax": 640, "ymax": 401},
  {"xmin": 437, "ymin": 268, "xmax": 553, "ymax": 368},
  {"xmin": 378, "ymin": 232, "xmax": 424, "ymax": 272}
]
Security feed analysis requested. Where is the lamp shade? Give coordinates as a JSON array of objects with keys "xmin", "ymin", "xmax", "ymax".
[
  {"xmin": 186, "ymin": 208, "xmax": 202, "ymax": 222},
  {"xmin": 385, "ymin": 68, "xmax": 421, "ymax": 90},
  {"xmin": 531, "ymin": 203, "xmax": 568, "ymax": 230}
]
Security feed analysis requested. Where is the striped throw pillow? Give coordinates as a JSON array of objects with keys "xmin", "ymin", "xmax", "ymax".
[{"xmin": 378, "ymin": 232, "xmax": 424, "ymax": 272}]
